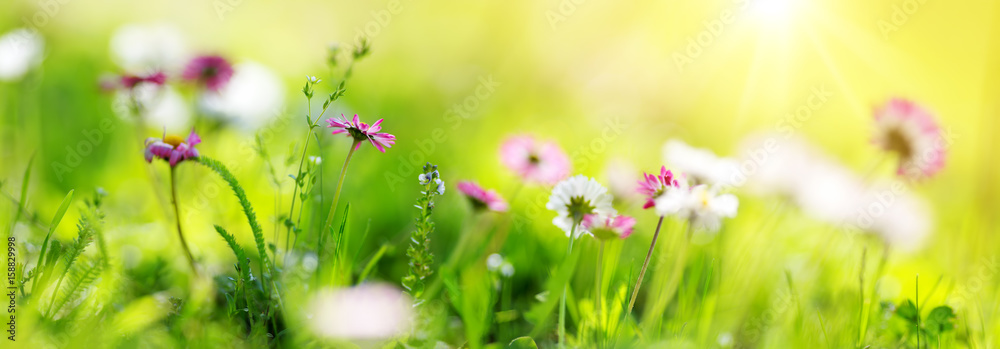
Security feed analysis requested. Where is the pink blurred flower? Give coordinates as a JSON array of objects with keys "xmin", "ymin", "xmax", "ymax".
[
  {"xmin": 637, "ymin": 166, "xmax": 679, "ymax": 209},
  {"xmin": 457, "ymin": 181, "xmax": 508, "ymax": 212},
  {"xmin": 145, "ymin": 129, "xmax": 201, "ymax": 167},
  {"xmin": 581, "ymin": 214, "xmax": 636, "ymax": 240},
  {"xmin": 182, "ymin": 55, "xmax": 233, "ymax": 91},
  {"xmin": 499, "ymin": 135, "xmax": 570, "ymax": 185},
  {"xmin": 120, "ymin": 71, "xmax": 166, "ymax": 89},
  {"xmin": 873, "ymin": 98, "xmax": 946, "ymax": 178},
  {"xmin": 326, "ymin": 114, "xmax": 396, "ymax": 152}
]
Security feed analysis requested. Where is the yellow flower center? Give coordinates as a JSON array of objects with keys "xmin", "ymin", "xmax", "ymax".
[{"xmin": 163, "ymin": 135, "xmax": 185, "ymax": 148}]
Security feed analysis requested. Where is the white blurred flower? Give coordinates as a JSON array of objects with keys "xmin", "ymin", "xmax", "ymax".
[
  {"xmin": 604, "ymin": 158, "xmax": 639, "ymax": 202},
  {"xmin": 110, "ymin": 23, "xmax": 187, "ymax": 74},
  {"xmin": 306, "ymin": 284, "xmax": 413, "ymax": 341},
  {"xmin": 486, "ymin": 253, "xmax": 503, "ymax": 271},
  {"xmin": 736, "ymin": 135, "xmax": 814, "ymax": 198},
  {"xmin": 737, "ymin": 133, "xmax": 934, "ymax": 251},
  {"xmin": 113, "ymin": 82, "xmax": 191, "ymax": 132},
  {"xmin": 309, "ymin": 156, "xmax": 322, "ymax": 165},
  {"xmin": 546, "ymin": 175, "xmax": 616, "ymax": 238},
  {"xmin": 653, "ymin": 175, "xmax": 690, "ymax": 217},
  {"xmin": 0, "ymin": 29, "xmax": 44, "ymax": 81},
  {"xmin": 500, "ymin": 262, "xmax": 515, "ymax": 277},
  {"xmin": 794, "ymin": 160, "xmax": 867, "ymax": 225},
  {"xmin": 663, "ymin": 139, "xmax": 740, "ymax": 186},
  {"xmin": 199, "ymin": 62, "xmax": 285, "ymax": 131},
  {"xmin": 851, "ymin": 182, "xmax": 932, "ymax": 252},
  {"xmin": 680, "ymin": 184, "xmax": 739, "ymax": 233},
  {"xmin": 717, "ymin": 332, "xmax": 734, "ymax": 347}
]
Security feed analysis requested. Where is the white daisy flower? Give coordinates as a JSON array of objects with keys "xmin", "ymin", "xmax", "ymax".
[
  {"xmin": 306, "ymin": 284, "xmax": 413, "ymax": 342},
  {"xmin": 657, "ymin": 183, "xmax": 738, "ymax": 233},
  {"xmin": 663, "ymin": 139, "xmax": 740, "ymax": 186},
  {"xmin": 546, "ymin": 175, "xmax": 616, "ymax": 238},
  {"xmin": 0, "ymin": 29, "xmax": 44, "ymax": 81}
]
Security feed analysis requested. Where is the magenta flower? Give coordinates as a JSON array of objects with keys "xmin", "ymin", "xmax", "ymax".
[
  {"xmin": 120, "ymin": 71, "xmax": 166, "ymax": 89},
  {"xmin": 145, "ymin": 129, "xmax": 201, "ymax": 167},
  {"xmin": 581, "ymin": 214, "xmax": 636, "ymax": 240},
  {"xmin": 637, "ymin": 166, "xmax": 679, "ymax": 209},
  {"xmin": 457, "ymin": 181, "xmax": 508, "ymax": 212},
  {"xmin": 326, "ymin": 114, "xmax": 396, "ymax": 153},
  {"xmin": 182, "ymin": 55, "xmax": 233, "ymax": 91},
  {"xmin": 499, "ymin": 135, "xmax": 571, "ymax": 185},
  {"xmin": 872, "ymin": 98, "xmax": 947, "ymax": 178}
]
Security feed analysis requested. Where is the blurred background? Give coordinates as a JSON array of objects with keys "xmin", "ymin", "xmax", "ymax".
[{"xmin": 2, "ymin": 0, "xmax": 999, "ymax": 347}]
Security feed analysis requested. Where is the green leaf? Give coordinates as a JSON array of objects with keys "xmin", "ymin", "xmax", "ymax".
[
  {"xmin": 14, "ymin": 154, "xmax": 35, "ymax": 223},
  {"xmin": 35, "ymin": 190, "xmax": 75, "ymax": 279},
  {"xmin": 924, "ymin": 305, "xmax": 956, "ymax": 336},
  {"xmin": 895, "ymin": 299, "xmax": 919, "ymax": 324},
  {"xmin": 508, "ymin": 336, "xmax": 538, "ymax": 349}
]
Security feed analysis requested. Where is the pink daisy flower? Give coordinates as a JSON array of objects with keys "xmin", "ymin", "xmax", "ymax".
[
  {"xmin": 456, "ymin": 181, "xmax": 508, "ymax": 212},
  {"xmin": 120, "ymin": 71, "xmax": 166, "ymax": 89},
  {"xmin": 581, "ymin": 214, "xmax": 636, "ymax": 240},
  {"xmin": 145, "ymin": 129, "xmax": 201, "ymax": 167},
  {"xmin": 873, "ymin": 98, "xmax": 947, "ymax": 178},
  {"xmin": 326, "ymin": 114, "xmax": 396, "ymax": 153},
  {"xmin": 637, "ymin": 166, "xmax": 680, "ymax": 209},
  {"xmin": 499, "ymin": 135, "xmax": 571, "ymax": 185},
  {"xmin": 182, "ymin": 55, "xmax": 234, "ymax": 91}
]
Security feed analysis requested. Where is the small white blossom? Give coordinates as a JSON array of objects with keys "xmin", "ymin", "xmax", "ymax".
[
  {"xmin": 500, "ymin": 262, "xmax": 515, "ymax": 277},
  {"xmin": 486, "ymin": 253, "xmax": 503, "ymax": 271},
  {"xmin": 547, "ymin": 175, "xmax": 616, "ymax": 238}
]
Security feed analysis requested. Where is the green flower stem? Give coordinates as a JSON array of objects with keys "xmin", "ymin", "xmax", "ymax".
[
  {"xmin": 858, "ymin": 244, "xmax": 890, "ymax": 347},
  {"xmin": 595, "ymin": 240, "xmax": 605, "ymax": 337},
  {"xmin": 559, "ymin": 222, "xmax": 579, "ymax": 348},
  {"xmin": 170, "ymin": 166, "xmax": 198, "ymax": 274},
  {"xmin": 284, "ymin": 126, "xmax": 313, "ymax": 254},
  {"xmin": 641, "ymin": 223, "xmax": 691, "ymax": 332},
  {"xmin": 320, "ymin": 140, "xmax": 361, "ymax": 251},
  {"xmin": 626, "ymin": 216, "xmax": 663, "ymax": 318}
]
